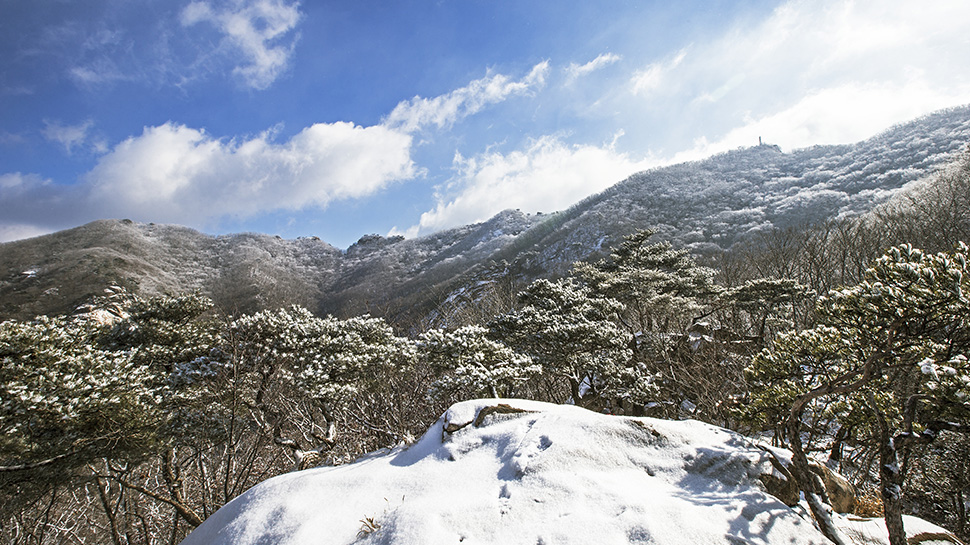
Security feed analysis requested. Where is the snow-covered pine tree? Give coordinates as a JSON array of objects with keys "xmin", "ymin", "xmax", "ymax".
[
  {"xmin": 488, "ymin": 278, "xmax": 651, "ymax": 410},
  {"xmin": 743, "ymin": 243, "xmax": 970, "ymax": 545},
  {"xmin": 226, "ymin": 307, "xmax": 414, "ymax": 465},
  {"xmin": 417, "ymin": 325, "xmax": 540, "ymax": 402},
  {"xmin": 0, "ymin": 310, "xmax": 160, "ymax": 519},
  {"xmin": 573, "ymin": 228, "xmax": 720, "ymax": 345},
  {"xmin": 574, "ymin": 229, "xmax": 739, "ymax": 419}
]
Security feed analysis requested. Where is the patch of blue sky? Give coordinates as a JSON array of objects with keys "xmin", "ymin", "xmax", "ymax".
[{"xmin": 1, "ymin": 0, "xmax": 968, "ymax": 247}]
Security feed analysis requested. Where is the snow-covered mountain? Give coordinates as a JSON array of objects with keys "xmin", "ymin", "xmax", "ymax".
[
  {"xmin": 179, "ymin": 399, "xmax": 958, "ymax": 545},
  {"xmin": 2, "ymin": 105, "xmax": 969, "ymax": 324}
]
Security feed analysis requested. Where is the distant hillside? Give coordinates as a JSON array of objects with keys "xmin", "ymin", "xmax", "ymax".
[
  {"xmin": 2, "ymin": 105, "xmax": 969, "ymax": 325},
  {"xmin": 0, "ymin": 211, "xmax": 542, "ymax": 322}
]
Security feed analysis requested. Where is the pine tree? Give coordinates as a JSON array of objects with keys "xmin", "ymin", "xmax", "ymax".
[
  {"xmin": 489, "ymin": 278, "xmax": 647, "ymax": 409},
  {"xmin": 417, "ymin": 325, "xmax": 539, "ymax": 402},
  {"xmin": 743, "ymin": 243, "xmax": 970, "ymax": 545},
  {"xmin": 574, "ymin": 229, "xmax": 720, "ymax": 343},
  {"xmin": 225, "ymin": 307, "xmax": 414, "ymax": 462}
]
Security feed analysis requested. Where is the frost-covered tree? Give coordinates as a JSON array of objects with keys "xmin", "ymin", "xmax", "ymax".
[
  {"xmin": 84, "ymin": 291, "xmax": 224, "ymax": 529},
  {"xmin": 0, "ymin": 315, "xmax": 159, "ymax": 475},
  {"xmin": 225, "ymin": 307, "xmax": 415, "ymax": 464},
  {"xmin": 0, "ymin": 305, "xmax": 174, "ymax": 538},
  {"xmin": 417, "ymin": 325, "xmax": 539, "ymax": 401},
  {"xmin": 489, "ymin": 278, "xmax": 647, "ymax": 409},
  {"xmin": 574, "ymin": 229, "xmax": 720, "ymax": 341},
  {"xmin": 743, "ymin": 243, "xmax": 970, "ymax": 545},
  {"xmin": 878, "ymin": 147, "xmax": 970, "ymax": 254},
  {"xmin": 574, "ymin": 229, "xmax": 772, "ymax": 420},
  {"xmin": 718, "ymin": 277, "xmax": 814, "ymax": 340}
]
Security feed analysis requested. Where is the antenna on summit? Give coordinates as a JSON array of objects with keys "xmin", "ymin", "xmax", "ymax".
[{"xmin": 758, "ymin": 136, "xmax": 762, "ymax": 146}]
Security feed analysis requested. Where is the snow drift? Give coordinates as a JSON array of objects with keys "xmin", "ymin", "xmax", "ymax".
[{"xmin": 180, "ymin": 399, "xmax": 957, "ymax": 545}]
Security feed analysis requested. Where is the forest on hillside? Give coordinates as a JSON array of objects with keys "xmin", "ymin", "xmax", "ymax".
[{"xmin": 2, "ymin": 149, "xmax": 970, "ymax": 545}]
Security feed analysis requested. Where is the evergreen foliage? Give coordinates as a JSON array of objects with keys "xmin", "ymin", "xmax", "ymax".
[
  {"xmin": 225, "ymin": 306, "xmax": 415, "ymax": 452},
  {"xmin": 417, "ymin": 325, "xmax": 540, "ymax": 401},
  {"xmin": 743, "ymin": 243, "xmax": 970, "ymax": 545},
  {"xmin": 0, "ymin": 315, "xmax": 159, "ymax": 475},
  {"xmin": 574, "ymin": 228, "xmax": 721, "ymax": 340},
  {"xmin": 488, "ymin": 278, "xmax": 648, "ymax": 408}
]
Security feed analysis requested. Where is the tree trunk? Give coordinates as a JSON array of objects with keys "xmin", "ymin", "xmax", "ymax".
[
  {"xmin": 94, "ymin": 472, "xmax": 124, "ymax": 545},
  {"xmin": 878, "ymin": 443, "xmax": 907, "ymax": 545},
  {"xmin": 827, "ymin": 424, "xmax": 852, "ymax": 467},
  {"xmin": 955, "ymin": 490, "xmax": 966, "ymax": 539},
  {"xmin": 568, "ymin": 376, "xmax": 582, "ymax": 406},
  {"xmin": 870, "ymin": 394, "xmax": 907, "ymax": 545},
  {"xmin": 787, "ymin": 410, "xmax": 847, "ymax": 545}
]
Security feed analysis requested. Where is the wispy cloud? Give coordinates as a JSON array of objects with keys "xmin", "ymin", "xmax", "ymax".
[
  {"xmin": 627, "ymin": 0, "xmax": 970, "ymax": 154},
  {"xmin": 630, "ymin": 49, "xmax": 687, "ymax": 96},
  {"xmin": 42, "ymin": 119, "xmax": 94, "ymax": 154},
  {"xmin": 0, "ymin": 130, "xmax": 26, "ymax": 145},
  {"xmin": 564, "ymin": 53, "xmax": 621, "ymax": 84},
  {"xmin": 394, "ymin": 134, "xmax": 655, "ymax": 237},
  {"xmin": 46, "ymin": 22, "xmax": 140, "ymax": 88},
  {"xmin": 384, "ymin": 62, "xmax": 550, "ymax": 133},
  {"xmin": 181, "ymin": 0, "xmax": 302, "ymax": 90}
]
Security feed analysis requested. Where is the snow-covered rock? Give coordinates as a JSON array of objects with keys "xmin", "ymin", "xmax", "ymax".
[{"xmin": 180, "ymin": 399, "xmax": 958, "ymax": 545}]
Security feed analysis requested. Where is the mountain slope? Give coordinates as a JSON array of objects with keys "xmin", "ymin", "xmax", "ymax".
[{"xmin": 498, "ymin": 105, "xmax": 970, "ymax": 274}]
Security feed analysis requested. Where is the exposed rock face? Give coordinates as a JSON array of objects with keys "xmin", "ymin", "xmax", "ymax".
[
  {"xmin": 759, "ymin": 467, "xmax": 799, "ymax": 507},
  {"xmin": 755, "ymin": 447, "xmax": 857, "ymax": 514},
  {"xmin": 809, "ymin": 462, "xmax": 857, "ymax": 514}
]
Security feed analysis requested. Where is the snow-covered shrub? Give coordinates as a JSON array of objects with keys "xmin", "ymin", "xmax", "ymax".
[
  {"xmin": 417, "ymin": 325, "xmax": 540, "ymax": 402},
  {"xmin": 488, "ymin": 278, "xmax": 647, "ymax": 408}
]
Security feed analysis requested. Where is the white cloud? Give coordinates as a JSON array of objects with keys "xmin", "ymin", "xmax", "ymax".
[
  {"xmin": 398, "ymin": 135, "xmax": 656, "ymax": 237},
  {"xmin": 0, "ymin": 223, "xmax": 52, "ymax": 243},
  {"xmin": 565, "ymin": 53, "xmax": 621, "ymax": 83},
  {"xmin": 83, "ymin": 121, "xmax": 416, "ymax": 224},
  {"xmin": 624, "ymin": 0, "xmax": 970, "ymax": 160},
  {"xmin": 68, "ymin": 65, "xmax": 130, "ymax": 87},
  {"xmin": 630, "ymin": 49, "xmax": 686, "ymax": 96},
  {"xmin": 42, "ymin": 119, "xmax": 94, "ymax": 154},
  {"xmin": 673, "ymin": 79, "xmax": 970, "ymax": 163},
  {"xmin": 0, "ymin": 120, "xmax": 416, "ymax": 239},
  {"xmin": 384, "ymin": 62, "xmax": 550, "ymax": 133},
  {"xmin": 181, "ymin": 0, "xmax": 302, "ymax": 89}
]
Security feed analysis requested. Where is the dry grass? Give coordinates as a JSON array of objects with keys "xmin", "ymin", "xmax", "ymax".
[
  {"xmin": 852, "ymin": 493, "xmax": 883, "ymax": 518},
  {"xmin": 357, "ymin": 516, "xmax": 382, "ymax": 538}
]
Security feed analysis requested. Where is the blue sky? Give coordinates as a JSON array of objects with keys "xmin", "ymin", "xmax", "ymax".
[{"xmin": 2, "ymin": 0, "xmax": 969, "ymax": 248}]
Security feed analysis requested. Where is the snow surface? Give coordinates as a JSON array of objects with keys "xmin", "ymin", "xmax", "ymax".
[{"xmin": 180, "ymin": 399, "xmax": 956, "ymax": 545}]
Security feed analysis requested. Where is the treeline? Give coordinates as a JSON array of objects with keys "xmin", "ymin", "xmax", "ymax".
[{"xmin": 2, "ymin": 150, "xmax": 969, "ymax": 544}]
